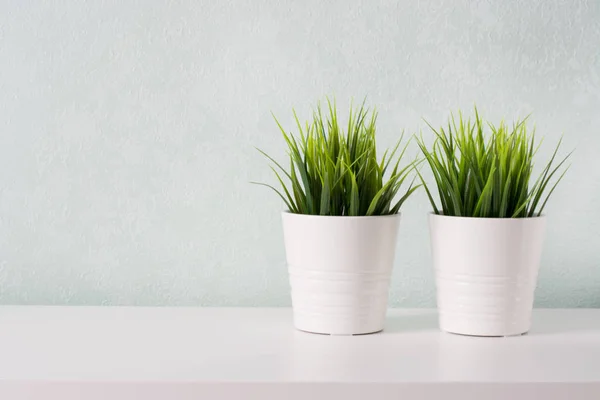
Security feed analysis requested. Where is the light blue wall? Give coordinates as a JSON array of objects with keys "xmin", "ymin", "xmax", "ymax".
[{"xmin": 0, "ymin": 0, "xmax": 598, "ymax": 307}]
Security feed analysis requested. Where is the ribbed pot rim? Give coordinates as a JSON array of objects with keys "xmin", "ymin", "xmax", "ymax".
[
  {"xmin": 429, "ymin": 212, "xmax": 545, "ymax": 222},
  {"xmin": 282, "ymin": 211, "xmax": 401, "ymax": 221}
]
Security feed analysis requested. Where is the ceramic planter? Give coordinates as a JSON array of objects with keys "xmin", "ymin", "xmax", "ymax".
[
  {"xmin": 429, "ymin": 214, "xmax": 546, "ymax": 337},
  {"xmin": 282, "ymin": 212, "xmax": 401, "ymax": 335}
]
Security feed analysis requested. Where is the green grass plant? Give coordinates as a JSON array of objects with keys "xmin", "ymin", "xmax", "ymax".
[
  {"xmin": 254, "ymin": 99, "xmax": 419, "ymax": 216},
  {"xmin": 416, "ymin": 109, "xmax": 571, "ymax": 218}
]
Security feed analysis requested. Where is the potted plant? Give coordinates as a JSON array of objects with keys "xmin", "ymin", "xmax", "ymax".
[
  {"xmin": 255, "ymin": 99, "xmax": 419, "ymax": 335},
  {"xmin": 417, "ymin": 109, "xmax": 571, "ymax": 337}
]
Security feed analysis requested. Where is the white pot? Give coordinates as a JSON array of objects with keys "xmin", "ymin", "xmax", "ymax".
[
  {"xmin": 282, "ymin": 212, "xmax": 401, "ymax": 335},
  {"xmin": 429, "ymin": 214, "xmax": 546, "ymax": 336}
]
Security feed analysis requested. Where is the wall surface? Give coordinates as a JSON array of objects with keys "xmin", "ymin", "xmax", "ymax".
[{"xmin": 0, "ymin": 0, "xmax": 599, "ymax": 307}]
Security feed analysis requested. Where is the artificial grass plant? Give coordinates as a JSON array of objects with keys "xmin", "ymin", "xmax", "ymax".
[
  {"xmin": 254, "ymin": 99, "xmax": 419, "ymax": 216},
  {"xmin": 417, "ymin": 109, "xmax": 571, "ymax": 218}
]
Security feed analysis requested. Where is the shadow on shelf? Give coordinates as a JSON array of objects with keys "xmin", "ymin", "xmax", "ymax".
[{"xmin": 382, "ymin": 312, "xmax": 438, "ymax": 334}]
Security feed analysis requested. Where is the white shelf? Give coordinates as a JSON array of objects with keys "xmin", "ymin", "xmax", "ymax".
[{"xmin": 0, "ymin": 307, "xmax": 599, "ymax": 399}]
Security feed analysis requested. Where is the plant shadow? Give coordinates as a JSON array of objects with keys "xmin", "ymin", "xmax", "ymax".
[
  {"xmin": 382, "ymin": 312, "xmax": 438, "ymax": 334},
  {"xmin": 529, "ymin": 309, "xmax": 600, "ymax": 335}
]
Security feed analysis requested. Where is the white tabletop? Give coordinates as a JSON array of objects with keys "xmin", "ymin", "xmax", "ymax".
[{"xmin": 0, "ymin": 307, "xmax": 598, "ymax": 399}]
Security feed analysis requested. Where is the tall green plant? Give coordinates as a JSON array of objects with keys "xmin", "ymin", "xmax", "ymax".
[
  {"xmin": 417, "ymin": 109, "xmax": 571, "ymax": 218},
  {"xmin": 254, "ymin": 99, "xmax": 419, "ymax": 216}
]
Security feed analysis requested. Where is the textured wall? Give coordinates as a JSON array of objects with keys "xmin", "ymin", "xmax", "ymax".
[{"xmin": 0, "ymin": 0, "xmax": 599, "ymax": 307}]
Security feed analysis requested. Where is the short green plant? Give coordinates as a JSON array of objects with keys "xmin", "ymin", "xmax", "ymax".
[
  {"xmin": 254, "ymin": 99, "xmax": 420, "ymax": 216},
  {"xmin": 416, "ymin": 109, "xmax": 571, "ymax": 218}
]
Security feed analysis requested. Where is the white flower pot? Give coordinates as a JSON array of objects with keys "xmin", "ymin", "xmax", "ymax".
[
  {"xmin": 429, "ymin": 214, "xmax": 547, "ymax": 337},
  {"xmin": 282, "ymin": 212, "xmax": 401, "ymax": 335}
]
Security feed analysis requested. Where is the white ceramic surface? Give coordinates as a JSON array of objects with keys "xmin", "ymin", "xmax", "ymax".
[
  {"xmin": 281, "ymin": 212, "xmax": 401, "ymax": 335},
  {"xmin": 429, "ymin": 214, "xmax": 547, "ymax": 337}
]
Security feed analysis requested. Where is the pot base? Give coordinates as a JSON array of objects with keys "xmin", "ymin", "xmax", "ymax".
[
  {"xmin": 441, "ymin": 329, "xmax": 528, "ymax": 338},
  {"xmin": 293, "ymin": 313, "xmax": 385, "ymax": 336},
  {"xmin": 295, "ymin": 327, "xmax": 383, "ymax": 336},
  {"xmin": 439, "ymin": 315, "xmax": 531, "ymax": 337}
]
